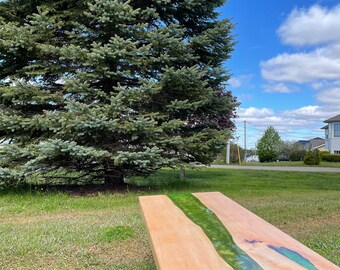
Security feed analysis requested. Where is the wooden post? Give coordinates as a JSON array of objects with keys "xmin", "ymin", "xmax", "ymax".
[{"xmin": 237, "ymin": 145, "xmax": 241, "ymax": 165}]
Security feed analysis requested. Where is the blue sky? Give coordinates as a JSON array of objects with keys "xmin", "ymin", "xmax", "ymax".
[{"xmin": 219, "ymin": 0, "xmax": 340, "ymax": 148}]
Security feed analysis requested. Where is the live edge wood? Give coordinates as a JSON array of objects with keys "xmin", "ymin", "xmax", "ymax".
[
  {"xmin": 139, "ymin": 192, "xmax": 339, "ymax": 270},
  {"xmin": 194, "ymin": 192, "xmax": 339, "ymax": 270},
  {"xmin": 139, "ymin": 195, "xmax": 232, "ymax": 270}
]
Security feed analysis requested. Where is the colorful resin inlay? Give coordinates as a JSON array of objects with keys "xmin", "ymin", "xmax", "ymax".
[
  {"xmin": 140, "ymin": 192, "xmax": 338, "ymax": 270},
  {"xmin": 168, "ymin": 193, "xmax": 262, "ymax": 270},
  {"xmin": 268, "ymin": 245, "xmax": 318, "ymax": 270}
]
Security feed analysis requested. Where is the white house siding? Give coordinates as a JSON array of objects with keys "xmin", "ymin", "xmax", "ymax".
[
  {"xmin": 329, "ymin": 138, "xmax": 340, "ymax": 153},
  {"xmin": 327, "ymin": 122, "xmax": 340, "ymax": 154}
]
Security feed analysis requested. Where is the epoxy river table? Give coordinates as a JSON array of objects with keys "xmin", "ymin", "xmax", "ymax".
[{"xmin": 139, "ymin": 192, "xmax": 338, "ymax": 270}]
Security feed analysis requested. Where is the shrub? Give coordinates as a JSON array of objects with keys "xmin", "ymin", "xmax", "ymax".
[
  {"xmin": 321, "ymin": 154, "xmax": 340, "ymax": 162},
  {"xmin": 303, "ymin": 149, "xmax": 321, "ymax": 165},
  {"xmin": 319, "ymin": 150, "xmax": 329, "ymax": 155},
  {"xmin": 319, "ymin": 150, "xmax": 329, "ymax": 159},
  {"xmin": 289, "ymin": 149, "xmax": 307, "ymax": 161}
]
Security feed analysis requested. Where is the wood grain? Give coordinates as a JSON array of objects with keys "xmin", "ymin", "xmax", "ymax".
[
  {"xmin": 139, "ymin": 195, "xmax": 233, "ymax": 270},
  {"xmin": 194, "ymin": 192, "xmax": 339, "ymax": 270}
]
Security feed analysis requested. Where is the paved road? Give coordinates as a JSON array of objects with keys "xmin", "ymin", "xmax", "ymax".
[{"xmin": 210, "ymin": 165, "xmax": 340, "ymax": 173}]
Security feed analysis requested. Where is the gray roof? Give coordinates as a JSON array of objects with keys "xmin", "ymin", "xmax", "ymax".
[
  {"xmin": 296, "ymin": 140, "xmax": 310, "ymax": 147},
  {"xmin": 310, "ymin": 137, "xmax": 325, "ymax": 149},
  {"xmin": 324, "ymin": 114, "xmax": 340, "ymax": 123},
  {"xmin": 296, "ymin": 138, "xmax": 325, "ymax": 150},
  {"xmin": 321, "ymin": 125, "xmax": 328, "ymax": 129}
]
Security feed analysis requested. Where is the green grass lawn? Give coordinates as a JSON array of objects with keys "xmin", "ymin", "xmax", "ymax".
[
  {"xmin": 0, "ymin": 168, "xmax": 339, "ymax": 269},
  {"xmin": 243, "ymin": 161, "xmax": 340, "ymax": 167},
  {"xmin": 214, "ymin": 160, "xmax": 340, "ymax": 167}
]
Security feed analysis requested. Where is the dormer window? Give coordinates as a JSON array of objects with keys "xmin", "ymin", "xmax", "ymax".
[{"xmin": 334, "ymin": 123, "xmax": 340, "ymax": 137}]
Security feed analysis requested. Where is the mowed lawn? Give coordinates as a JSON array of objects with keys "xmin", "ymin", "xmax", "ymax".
[
  {"xmin": 242, "ymin": 161, "xmax": 340, "ymax": 168},
  {"xmin": 213, "ymin": 160, "xmax": 340, "ymax": 168},
  {"xmin": 0, "ymin": 169, "xmax": 339, "ymax": 269}
]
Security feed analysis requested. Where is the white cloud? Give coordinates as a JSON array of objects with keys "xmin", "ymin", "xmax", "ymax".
[
  {"xmin": 261, "ymin": 45, "xmax": 340, "ymax": 83},
  {"xmin": 236, "ymin": 99, "xmax": 340, "ymax": 148},
  {"xmin": 238, "ymin": 107, "xmax": 274, "ymax": 118},
  {"xmin": 263, "ymin": 82, "xmax": 297, "ymax": 93},
  {"xmin": 238, "ymin": 94, "xmax": 253, "ymax": 102},
  {"xmin": 284, "ymin": 105, "xmax": 323, "ymax": 118},
  {"xmin": 316, "ymin": 87, "xmax": 340, "ymax": 107},
  {"xmin": 311, "ymin": 81, "xmax": 326, "ymax": 90},
  {"xmin": 239, "ymin": 4, "xmax": 340, "ymax": 148},
  {"xmin": 236, "ymin": 98, "xmax": 340, "ymax": 143},
  {"xmin": 235, "ymin": 107, "xmax": 328, "ymax": 148},
  {"xmin": 262, "ymin": 5, "xmax": 340, "ymax": 84},
  {"xmin": 228, "ymin": 74, "xmax": 253, "ymax": 89},
  {"xmin": 229, "ymin": 78, "xmax": 241, "ymax": 88},
  {"xmin": 278, "ymin": 5, "xmax": 340, "ymax": 46}
]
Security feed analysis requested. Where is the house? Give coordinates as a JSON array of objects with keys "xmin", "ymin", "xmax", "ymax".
[
  {"xmin": 296, "ymin": 137, "xmax": 326, "ymax": 151},
  {"xmin": 309, "ymin": 137, "xmax": 327, "ymax": 151},
  {"xmin": 322, "ymin": 114, "xmax": 340, "ymax": 154}
]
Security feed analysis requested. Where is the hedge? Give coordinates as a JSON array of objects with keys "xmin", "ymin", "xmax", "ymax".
[{"xmin": 321, "ymin": 154, "xmax": 340, "ymax": 162}]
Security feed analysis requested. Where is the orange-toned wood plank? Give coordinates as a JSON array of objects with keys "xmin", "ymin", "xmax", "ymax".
[
  {"xmin": 139, "ymin": 195, "xmax": 233, "ymax": 270},
  {"xmin": 194, "ymin": 192, "xmax": 339, "ymax": 270}
]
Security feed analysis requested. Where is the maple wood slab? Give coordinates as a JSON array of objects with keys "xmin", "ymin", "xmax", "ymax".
[{"xmin": 139, "ymin": 192, "xmax": 339, "ymax": 270}]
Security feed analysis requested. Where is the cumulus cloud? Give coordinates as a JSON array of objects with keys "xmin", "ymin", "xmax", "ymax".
[
  {"xmin": 238, "ymin": 94, "xmax": 253, "ymax": 102},
  {"xmin": 278, "ymin": 5, "xmax": 340, "ymax": 46},
  {"xmin": 235, "ymin": 105, "xmax": 334, "ymax": 148},
  {"xmin": 261, "ymin": 45, "xmax": 340, "ymax": 83},
  {"xmin": 236, "ymin": 93, "xmax": 340, "ymax": 146},
  {"xmin": 238, "ymin": 108, "xmax": 312, "ymax": 130},
  {"xmin": 284, "ymin": 105, "xmax": 323, "ymax": 117},
  {"xmin": 228, "ymin": 78, "xmax": 242, "ymax": 88},
  {"xmin": 261, "ymin": 5, "xmax": 340, "ymax": 84},
  {"xmin": 263, "ymin": 82, "xmax": 297, "ymax": 93},
  {"xmin": 228, "ymin": 74, "xmax": 253, "ymax": 89},
  {"xmin": 238, "ymin": 107, "xmax": 274, "ymax": 118},
  {"xmin": 238, "ymin": 4, "xmax": 340, "ymax": 147},
  {"xmin": 316, "ymin": 87, "xmax": 340, "ymax": 107}
]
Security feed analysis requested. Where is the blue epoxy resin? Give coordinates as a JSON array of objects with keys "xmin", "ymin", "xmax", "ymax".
[{"xmin": 268, "ymin": 245, "xmax": 318, "ymax": 270}]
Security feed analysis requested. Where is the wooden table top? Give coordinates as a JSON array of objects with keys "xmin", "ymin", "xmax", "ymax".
[{"xmin": 139, "ymin": 192, "xmax": 339, "ymax": 270}]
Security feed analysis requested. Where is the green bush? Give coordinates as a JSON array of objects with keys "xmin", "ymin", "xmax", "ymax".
[
  {"xmin": 289, "ymin": 149, "xmax": 307, "ymax": 161},
  {"xmin": 319, "ymin": 150, "xmax": 329, "ymax": 159},
  {"xmin": 303, "ymin": 149, "xmax": 321, "ymax": 165},
  {"xmin": 321, "ymin": 154, "xmax": 340, "ymax": 162},
  {"xmin": 319, "ymin": 150, "xmax": 329, "ymax": 155}
]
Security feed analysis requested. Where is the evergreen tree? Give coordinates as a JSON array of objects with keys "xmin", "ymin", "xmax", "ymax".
[
  {"xmin": 303, "ymin": 149, "xmax": 321, "ymax": 165},
  {"xmin": 257, "ymin": 126, "xmax": 281, "ymax": 163},
  {"xmin": 0, "ymin": 0, "xmax": 238, "ymax": 187}
]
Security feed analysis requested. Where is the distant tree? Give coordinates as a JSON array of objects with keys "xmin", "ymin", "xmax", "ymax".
[
  {"xmin": 278, "ymin": 140, "xmax": 294, "ymax": 160},
  {"xmin": 289, "ymin": 143, "xmax": 307, "ymax": 161},
  {"xmin": 0, "ymin": 0, "xmax": 238, "ymax": 187},
  {"xmin": 257, "ymin": 126, "xmax": 281, "ymax": 162}
]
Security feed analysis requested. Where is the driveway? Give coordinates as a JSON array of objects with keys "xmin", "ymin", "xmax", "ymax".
[{"xmin": 210, "ymin": 165, "xmax": 340, "ymax": 173}]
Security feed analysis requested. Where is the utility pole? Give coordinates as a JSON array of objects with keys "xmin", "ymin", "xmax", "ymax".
[
  {"xmin": 226, "ymin": 140, "xmax": 230, "ymax": 164},
  {"xmin": 244, "ymin": 121, "xmax": 247, "ymax": 161}
]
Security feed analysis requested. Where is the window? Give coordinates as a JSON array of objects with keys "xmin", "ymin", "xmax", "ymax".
[
  {"xmin": 334, "ymin": 123, "xmax": 340, "ymax": 137},
  {"xmin": 335, "ymin": 150, "xmax": 340, "ymax": 154}
]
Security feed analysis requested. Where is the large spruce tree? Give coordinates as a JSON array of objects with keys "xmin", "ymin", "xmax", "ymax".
[{"xmin": 0, "ymin": 0, "xmax": 238, "ymax": 187}]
